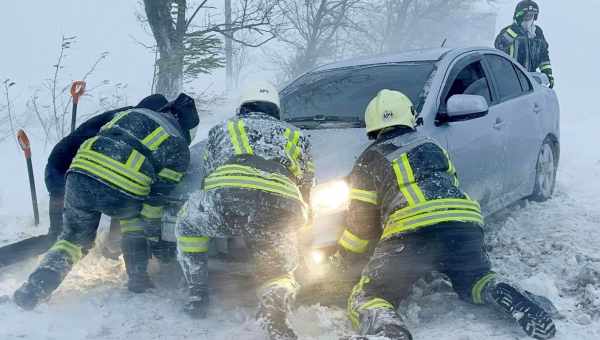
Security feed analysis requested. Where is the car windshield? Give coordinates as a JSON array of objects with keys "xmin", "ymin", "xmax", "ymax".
[{"xmin": 280, "ymin": 62, "xmax": 436, "ymax": 128}]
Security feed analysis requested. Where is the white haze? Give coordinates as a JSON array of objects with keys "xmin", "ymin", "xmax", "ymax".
[{"xmin": 1, "ymin": 1, "xmax": 599, "ymax": 339}]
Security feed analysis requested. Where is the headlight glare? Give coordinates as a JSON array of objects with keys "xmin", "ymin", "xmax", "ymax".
[
  {"xmin": 310, "ymin": 180, "xmax": 350, "ymax": 214},
  {"xmin": 311, "ymin": 250, "xmax": 325, "ymax": 265}
]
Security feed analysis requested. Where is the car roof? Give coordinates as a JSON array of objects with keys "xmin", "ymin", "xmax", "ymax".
[{"xmin": 310, "ymin": 47, "xmax": 496, "ymax": 72}]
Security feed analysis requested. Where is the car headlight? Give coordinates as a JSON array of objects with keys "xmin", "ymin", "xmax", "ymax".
[
  {"xmin": 310, "ymin": 180, "xmax": 350, "ymax": 215},
  {"xmin": 310, "ymin": 249, "xmax": 325, "ymax": 265}
]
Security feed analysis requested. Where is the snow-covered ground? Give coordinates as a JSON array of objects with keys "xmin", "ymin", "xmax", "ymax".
[{"xmin": 0, "ymin": 102, "xmax": 599, "ymax": 339}]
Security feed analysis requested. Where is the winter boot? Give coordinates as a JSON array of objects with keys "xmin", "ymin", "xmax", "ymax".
[
  {"xmin": 121, "ymin": 234, "xmax": 154, "ymax": 293},
  {"xmin": 183, "ymin": 290, "xmax": 209, "ymax": 319},
  {"xmin": 14, "ymin": 280, "xmax": 48, "ymax": 311},
  {"xmin": 257, "ymin": 277, "xmax": 299, "ymax": 340},
  {"xmin": 357, "ymin": 308, "xmax": 412, "ymax": 340},
  {"xmin": 14, "ymin": 247, "xmax": 77, "ymax": 310},
  {"xmin": 14, "ymin": 265, "xmax": 65, "ymax": 310},
  {"xmin": 179, "ymin": 252, "xmax": 210, "ymax": 319},
  {"xmin": 257, "ymin": 304, "xmax": 297, "ymax": 340},
  {"xmin": 489, "ymin": 282, "xmax": 556, "ymax": 339}
]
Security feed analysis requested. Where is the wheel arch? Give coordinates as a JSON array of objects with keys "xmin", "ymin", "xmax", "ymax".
[{"xmin": 544, "ymin": 133, "xmax": 560, "ymax": 167}]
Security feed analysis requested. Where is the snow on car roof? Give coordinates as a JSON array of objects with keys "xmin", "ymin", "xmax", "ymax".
[
  {"xmin": 312, "ymin": 48, "xmax": 452, "ymax": 72},
  {"xmin": 311, "ymin": 47, "xmax": 492, "ymax": 72}
]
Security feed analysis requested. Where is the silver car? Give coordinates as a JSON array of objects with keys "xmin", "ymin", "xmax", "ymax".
[
  {"xmin": 163, "ymin": 47, "xmax": 559, "ymax": 275},
  {"xmin": 280, "ymin": 47, "xmax": 560, "ymax": 253}
]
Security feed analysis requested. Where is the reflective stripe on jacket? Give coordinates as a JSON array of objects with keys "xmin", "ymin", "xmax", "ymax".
[
  {"xmin": 204, "ymin": 164, "xmax": 304, "ymax": 203},
  {"xmin": 339, "ymin": 130, "xmax": 483, "ymax": 253},
  {"xmin": 494, "ymin": 23, "xmax": 552, "ymax": 74},
  {"xmin": 203, "ymin": 112, "xmax": 314, "ymax": 203},
  {"xmin": 69, "ymin": 108, "xmax": 189, "ymax": 200}
]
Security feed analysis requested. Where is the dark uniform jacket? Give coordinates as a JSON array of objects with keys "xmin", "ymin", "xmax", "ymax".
[
  {"xmin": 495, "ymin": 23, "xmax": 552, "ymax": 74},
  {"xmin": 45, "ymin": 107, "xmax": 131, "ymax": 196},
  {"xmin": 338, "ymin": 129, "xmax": 483, "ymax": 254},
  {"xmin": 68, "ymin": 108, "xmax": 190, "ymax": 205},
  {"xmin": 44, "ymin": 95, "xmax": 169, "ymax": 197}
]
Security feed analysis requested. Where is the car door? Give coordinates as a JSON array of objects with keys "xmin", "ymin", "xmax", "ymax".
[
  {"xmin": 435, "ymin": 55, "xmax": 506, "ymax": 213},
  {"xmin": 483, "ymin": 54, "xmax": 542, "ymax": 200}
]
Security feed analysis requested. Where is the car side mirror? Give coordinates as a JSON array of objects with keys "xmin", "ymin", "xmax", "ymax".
[{"xmin": 445, "ymin": 94, "xmax": 489, "ymax": 123}]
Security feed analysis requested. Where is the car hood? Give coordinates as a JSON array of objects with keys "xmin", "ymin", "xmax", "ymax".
[
  {"xmin": 167, "ymin": 128, "xmax": 370, "ymax": 202},
  {"xmin": 306, "ymin": 128, "xmax": 371, "ymax": 183}
]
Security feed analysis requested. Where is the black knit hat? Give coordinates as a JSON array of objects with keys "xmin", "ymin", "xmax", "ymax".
[
  {"xmin": 135, "ymin": 94, "xmax": 168, "ymax": 111},
  {"xmin": 160, "ymin": 93, "xmax": 200, "ymax": 143}
]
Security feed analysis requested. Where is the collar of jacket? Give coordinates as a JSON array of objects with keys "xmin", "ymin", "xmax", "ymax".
[
  {"xmin": 375, "ymin": 126, "xmax": 415, "ymax": 144},
  {"xmin": 512, "ymin": 21, "xmax": 539, "ymax": 36},
  {"xmin": 237, "ymin": 111, "xmax": 279, "ymax": 121}
]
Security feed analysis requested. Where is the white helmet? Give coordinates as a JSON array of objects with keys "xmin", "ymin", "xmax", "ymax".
[{"xmin": 238, "ymin": 81, "xmax": 281, "ymax": 118}]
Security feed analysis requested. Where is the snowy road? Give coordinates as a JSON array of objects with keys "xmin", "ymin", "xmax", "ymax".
[{"xmin": 0, "ymin": 108, "xmax": 599, "ymax": 340}]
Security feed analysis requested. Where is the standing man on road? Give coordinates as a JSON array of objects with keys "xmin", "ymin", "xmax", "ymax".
[{"xmin": 495, "ymin": 0, "xmax": 555, "ymax": 88}]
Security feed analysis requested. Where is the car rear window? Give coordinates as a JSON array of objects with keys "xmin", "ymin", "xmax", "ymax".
[
  {"xmin": 486, "ymin": 55, "xmax": 524, "ymax": 101},
  {"xmin": 280, "ymin": 62, "xmax": 435, "ymax": 123}
]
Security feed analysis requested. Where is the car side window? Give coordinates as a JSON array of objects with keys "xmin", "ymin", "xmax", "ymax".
[
  {"xmin": 486, "ymin": 54, "xmax": 524, "ymax": 101},
  {"xmin": 513, "ymin": 64, "xmax": 533, "ymax": 92},
  {"xmin": 444, "ymin": 61, "xmax": 492, "ymax": 105}
]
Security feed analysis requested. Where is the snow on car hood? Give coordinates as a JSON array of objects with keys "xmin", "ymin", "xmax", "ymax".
[
  {"xmin": 169, "ymin": 128, "xmax": 371, "ymax": 202},
  {"xmin": 306, "ymin": 128, "xmax": 371, "ymax": 184}
]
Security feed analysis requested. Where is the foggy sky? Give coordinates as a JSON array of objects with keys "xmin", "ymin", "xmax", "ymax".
[{"xmin": 1, "ymin": 0, "xmax": 598, "ymax": 113}]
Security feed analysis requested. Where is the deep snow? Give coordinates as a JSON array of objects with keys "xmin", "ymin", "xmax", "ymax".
[{"xmin": 0, "ymin": 103, "xmax": 599, "ymax": 339}]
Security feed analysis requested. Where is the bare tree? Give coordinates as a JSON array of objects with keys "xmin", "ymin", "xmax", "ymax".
[
  {"xmin": 350, "ymin": 0, "xmax": 498, "ymax": 55},
  {"xmin": 225, "ymin": 0, "xmax": 233, "ymax": 91},
  {"xmin": 232, "ymin": 42, "xmax": 250, "ymax": 89},
  {"xmin": 273, "ymin": 0, "xmax": 361, "ymax": 81},
  {"xmin": 26, "ymin": 36, "xmax": 113, "ymax": 143},
  {"xmin": 141, "ymin": 0, "xmax": 279, "ymax": 99},
  {"xmin": 1, "ymin": 79, "xmax": 17, "ymax": 146}
]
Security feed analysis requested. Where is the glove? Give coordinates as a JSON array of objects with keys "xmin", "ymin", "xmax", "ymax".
[
  {"xmin": 328, "ymin": 250, "xmax": 350, "ymax": 273},
  {"xmin": 542, "ymin": 69, "xmax": 555, "ymax": 88}
]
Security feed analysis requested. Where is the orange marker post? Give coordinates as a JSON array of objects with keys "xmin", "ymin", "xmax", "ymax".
[
  {"xmin": 17, "ymin": 130, "xmax": 39, "ymax": 226},
  {"xmin": 70, "ymin": 80, "xmax": 86, "ymax": 132}
]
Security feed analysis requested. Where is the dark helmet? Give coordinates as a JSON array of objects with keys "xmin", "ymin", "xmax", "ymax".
[
  {"xmin": 514, "ymin": 0, "xmax": 539, "ymax": 22},
  {"xmin": 159, "ymin": 93, "xmax": 200, "ymax": 144}
]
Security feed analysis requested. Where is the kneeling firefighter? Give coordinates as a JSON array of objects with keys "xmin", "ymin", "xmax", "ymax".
[
  {"xmin": 14, "ymin": 93, "xmax": 200, "ymax": 310},
  {"xmin": 332, "ymin": 90, "xmax": 556, "ymax": 339},
  {"xmin": 176, "ymin": 81, "xmax": 314, "ymax": 340},
  {"xmin": 44, "ymin": 94, "xmax": 169, "ymax": 252}
]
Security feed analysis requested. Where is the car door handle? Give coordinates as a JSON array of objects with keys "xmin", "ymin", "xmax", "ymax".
[{"xmin": 493, "ymin": 118, "xmax": 505, "ymax": 130}]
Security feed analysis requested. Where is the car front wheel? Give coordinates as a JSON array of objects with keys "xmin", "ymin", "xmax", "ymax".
[{"xmin": 529, "ymin": 139, "xmax": 557, "ymax": 202}]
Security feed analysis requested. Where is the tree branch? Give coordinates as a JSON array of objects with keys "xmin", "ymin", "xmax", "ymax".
[{"xmin": 185, "ymin": 0, "xmax": 210, "ymax": 30}]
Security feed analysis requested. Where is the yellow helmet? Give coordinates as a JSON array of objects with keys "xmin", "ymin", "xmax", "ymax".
[{"xmin": 365, "ymin": 89, "xmax": 416, "ymax": 138}]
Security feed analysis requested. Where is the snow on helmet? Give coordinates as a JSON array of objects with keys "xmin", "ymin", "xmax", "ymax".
[
  {"xmin": 238, "ymin": 81, "xmax": 281, "ymax": 119},
  {"xmin": 514, "ymin": 0, "xmax": 539, "ymax": 22},
  {"xmin": 365, "ymin": 89, "xmax": 416, "ymax": 139}
]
